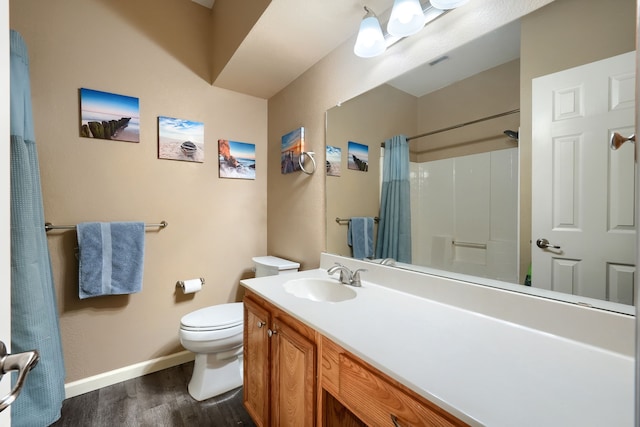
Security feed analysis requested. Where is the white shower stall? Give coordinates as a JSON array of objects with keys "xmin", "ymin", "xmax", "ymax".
[{"xmin": 410, "ymin": 148, "xmax": 519, "ymax": 282}]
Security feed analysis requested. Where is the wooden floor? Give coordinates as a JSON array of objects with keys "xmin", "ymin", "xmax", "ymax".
[{"xmin": 50, "ymin": 362, "xmax": 256, "ymax": 427}]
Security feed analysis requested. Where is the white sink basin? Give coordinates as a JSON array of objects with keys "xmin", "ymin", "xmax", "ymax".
[{"xmin": 283, "ymin": 278, "xmax": 357, "ymax": 303}]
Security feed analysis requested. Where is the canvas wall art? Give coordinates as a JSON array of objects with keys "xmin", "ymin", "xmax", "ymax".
[
  {"xmin": 281, "ymin": 127, "xmax": 305, "ymax": 174},
  {"xmin": 79, "ymin": 88, "xmax": 140, "ymax": 142},
  {"xmin": 326, "ymin": 145, "xmax": 341, "ymax": 177},
  {"xmin": 348, "ymin": 141, "xmax": 369, "ymax": 172},
  {"xmin": 218, "ymin": 139, "xmax": 256, "ymax": 180},
  {"xmin": 158, "ymin": 116, "xmax": 205, "ymax": 163}
]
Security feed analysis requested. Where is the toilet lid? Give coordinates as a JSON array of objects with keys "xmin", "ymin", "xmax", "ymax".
[{"xmin": 180, "ymin": 303, "xmax": 243, "ymax": 331}]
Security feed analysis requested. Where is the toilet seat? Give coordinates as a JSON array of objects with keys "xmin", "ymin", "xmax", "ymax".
[{"xmin": 180, "ymin": 302, "xmax": 243, "ymax": 332}]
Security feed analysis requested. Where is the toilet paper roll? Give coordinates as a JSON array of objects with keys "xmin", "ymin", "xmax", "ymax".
[{"xmin": 180, "ymin": 278, "xmax": 202, "ymax": 294}]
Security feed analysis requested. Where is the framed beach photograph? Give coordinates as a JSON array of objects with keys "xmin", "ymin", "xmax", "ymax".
[
  {"xmin": 326, "ymin": 145, "xmax": 341, "ymax": 177},
  {"xmin": 79, "ymin": 88, "xmax": 140, "ymax": 142},
  {"xmin": 348, "ymin": 141, "xmax": 369, "ymax": 172},
  {"xmin": 158, "ymin": 116, "xmax": 205, "ymax": 163},
  {"xmin": 218, "ymin": 139, "xmax": 256, "ymax": 180},
  {"xmin": 281, "ymin": 127, "xmax": 304, "ymax": 174}
]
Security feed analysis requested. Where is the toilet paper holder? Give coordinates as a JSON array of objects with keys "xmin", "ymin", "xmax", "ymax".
[{"xmin": 176, "ymin": 278, "xmax": 205, "ymax": 291}]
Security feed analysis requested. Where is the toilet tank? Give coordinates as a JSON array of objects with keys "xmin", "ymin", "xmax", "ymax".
[{"xmin": 252, "ymin": 256, "xmax": 300, "ymax": 278}]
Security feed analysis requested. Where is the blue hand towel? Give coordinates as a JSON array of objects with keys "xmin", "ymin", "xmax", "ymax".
[
  {"xmin": 348, "ymin": 217, "xmax": 374, "ymax": 259},
  {"xmin": 77, "ymin": 221, "xmax": 145, "ymax": 299}
]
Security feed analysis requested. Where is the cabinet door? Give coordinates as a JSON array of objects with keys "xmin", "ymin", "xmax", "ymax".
[
  {"xmin": 272, "ymin": 318, "xmax": 316, "ymax": 427},
  {"xmin": 243, "ymin": 297, "xmax": 271, "ymax": 427}
]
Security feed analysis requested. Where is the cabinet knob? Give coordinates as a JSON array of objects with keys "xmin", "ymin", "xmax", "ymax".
[
  {"xmin": 257, "ymin": 321, "xmax": 265, "ymax": 328},
  {"xmin": 267, "ymin": 329, "xmax": 277, "ymax": 338}
]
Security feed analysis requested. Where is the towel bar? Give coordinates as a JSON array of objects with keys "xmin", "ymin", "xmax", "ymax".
[
  {"xmin": 44, "ymin": 221, "xmax": 168, "ymax": 232},
  {"xmin": 335, "ymin": 217, "xmax": 379, "ymax": 225}
]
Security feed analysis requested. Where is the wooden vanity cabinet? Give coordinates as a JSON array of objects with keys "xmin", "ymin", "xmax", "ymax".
[
  {"xmin": 320, "ymin": 336, "xmax": 469, "ymax": 427},
  {"xmin": 243, "ymin": 292, "xmax": 317, "ymax": 427},
  {"xmin": 243, "ymin": 290, "xmax": 467, "ymax": 427}
]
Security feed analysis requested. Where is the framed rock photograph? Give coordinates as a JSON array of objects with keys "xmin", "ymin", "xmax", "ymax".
[
  {"xmin": 79, "ymin": 88, "xmax": 140, "ymax": 142},
  {"xmin": 218, "ymin": 139, "xmax": 256, "ymax": 180},
  {"xmin": 347, "ymin": 141, "xmax": 368, "ymax": 172}
]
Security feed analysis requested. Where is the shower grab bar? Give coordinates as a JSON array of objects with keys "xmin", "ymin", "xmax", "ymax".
[
  {"xmin": 44, "ymin": 220, "xmax": 168, "ymax": 232},
  {"xmin": 0, "ymin": 341, "xmax": 39, "ymax": 412},
  {"xmin": 452, "ymin": 240, "xmax": 487, "ymax": 249},
  {"xmin": 336, "ymin": 217, "xmax": 380, "ymax": 224}
]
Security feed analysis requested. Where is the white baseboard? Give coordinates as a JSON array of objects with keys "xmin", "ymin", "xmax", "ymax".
[{"xmin": 64, "ymin": 351, "xmax": 195, "ymax": 399}]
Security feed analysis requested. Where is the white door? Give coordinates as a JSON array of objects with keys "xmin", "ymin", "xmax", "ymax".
[
  {"xmin": 532, "ymin": 51, "xmax": 636, "ymax": 303},
  {"xmin": 1, "ymin": 0, "xmax": 12, "ymax": 425}
]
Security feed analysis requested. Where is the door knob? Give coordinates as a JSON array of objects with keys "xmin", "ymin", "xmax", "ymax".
[
  {"xmin": 610, "ymin": 132, "xmax": 635, "ymax": 150},
  {"xmin": 536, "ymin": 238, "xmax": 561, "ymax": 249},
  {"xmin": 0, "ymin": 341, "xmax": 40, "ymax": 412}
]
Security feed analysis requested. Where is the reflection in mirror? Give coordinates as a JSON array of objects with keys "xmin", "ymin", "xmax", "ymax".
[{"xmin": 325, "ymin": 0, "xmax": 636, "ymax": 313}]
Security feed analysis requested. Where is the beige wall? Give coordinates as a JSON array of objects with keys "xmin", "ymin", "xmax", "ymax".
[
  {"xmin": 10, "ymin": 0, "xmax": 268, "ymax": 382},
  {"xmin": 267, "ymin": 0, "xmax": 554, "ymax": 269},
  {"xmin": 209, "ymin": 0, "xmax": 271, "ymax": 83},
  {"xmin": 414, "ymin": 59, "xmax": 520, "ymax": 163},
  {"xmin": 325, "ymin": 84, "xmax": 417, "ymax": 257}
]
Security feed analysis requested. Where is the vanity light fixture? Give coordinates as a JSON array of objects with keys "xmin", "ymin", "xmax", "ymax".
[
  {"xmin": 354, "ymin": 6, "xmax": 386, "ymax": 58},
  {"xmin": 354, "ymin": 1, "xmax": 470, "ymax": 58},
  {"xmin": 387, "ymin": 0, "xmax": 427, "ymax": 37}
]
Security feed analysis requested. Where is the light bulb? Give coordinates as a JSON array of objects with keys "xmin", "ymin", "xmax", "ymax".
[
  {"xmin": 387, "ymin": 0, "xmax": 426, "ymax": 37},
  {"xmin": 354, "ymin": 8, "xmax": 386, "ymax": 58}
]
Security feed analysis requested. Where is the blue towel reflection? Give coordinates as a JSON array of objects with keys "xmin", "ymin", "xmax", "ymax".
[{"xmin": 348, "ymin": 217, "xmax": 374, "ymax": 259}]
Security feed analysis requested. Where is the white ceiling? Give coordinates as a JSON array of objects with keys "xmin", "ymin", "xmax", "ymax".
[
  {"xmin": 212, "ymin": 0, "xmax": 394, "ymax": 99},
  {"xmin": 210, "ymin": 0, "xmax": 521, "ymax": 100},
  {"xmin": 387, "ymin": 20, "xmax": 521, "ymax": 97}
]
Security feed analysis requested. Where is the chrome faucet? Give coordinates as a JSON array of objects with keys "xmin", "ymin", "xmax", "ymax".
[
  {"xmin": 327, "ymin": 263, "xmax": 367, "ymax": 287},
  {"xmin": 380, "ymin": 258, "xmax": 396, "ymax": 266}
]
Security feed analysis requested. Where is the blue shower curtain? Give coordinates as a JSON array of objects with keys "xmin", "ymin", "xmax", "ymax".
[
  {"xmin": 10, "ymin": 30, "xmax": 65, "ymax": 426},
  {"xmin": 375, "ymin": 135, "xmax": 412, "ymax": 263}
]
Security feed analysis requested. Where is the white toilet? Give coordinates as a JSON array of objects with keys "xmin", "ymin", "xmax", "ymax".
[{"xmin": 179, "ymin": 256, "xmax": 300, "ymax": 401}]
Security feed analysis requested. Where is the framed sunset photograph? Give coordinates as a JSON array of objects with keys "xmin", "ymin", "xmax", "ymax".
[
  {"xmin": 158, "ymin": 116, "xmax": 205, "ymax": 163},
  {"xmin": 218, "ymin": 139, "xmax": 256, "ymax": 180},
  {"xmin": 281, "ymin": 127, "xmax": 304, "ymax": 174},
  {"xmin": 79, "ymin": 88, "xmax": 140, "ymax": 142},
  {"xmin": 348, "ymin": 141, "xmax": 368, "ymax": 172}
]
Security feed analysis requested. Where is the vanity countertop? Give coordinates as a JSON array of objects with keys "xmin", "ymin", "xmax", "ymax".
[{"xmin": 240, "ymin": 266, "xmax": 634, "ymax": 426}]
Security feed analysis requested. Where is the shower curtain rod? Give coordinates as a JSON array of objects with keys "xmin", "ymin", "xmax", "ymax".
[{"xmin": 380, "ymin": 108, "xmax": 520, "ymax": 147}]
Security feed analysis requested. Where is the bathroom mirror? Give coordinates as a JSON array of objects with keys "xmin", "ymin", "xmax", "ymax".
[{"xmin": 325, "ymin": 0, "xmax": 637, "ymax": 314}]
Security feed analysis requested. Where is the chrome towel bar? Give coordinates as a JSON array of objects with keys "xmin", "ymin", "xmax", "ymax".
[
  {"xmin": 44, "ymin": 221, "xmax": 168, "ymax": 232},
  {"xmin": 335, "ymin": 217, "xmax": 380, "ymax": 224}
]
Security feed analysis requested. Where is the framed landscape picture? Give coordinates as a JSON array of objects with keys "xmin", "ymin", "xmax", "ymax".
[
  {"xmin": 79, "ymin": 88, "xmax": 140, "ymax": 142},
  {"xmin": 348, "ymin": 141, "xmax": 369, "ymax": 172},
  {"xmin": 218, "ymin": 139, "xmax": 256, "ymax": 180},
  {"xmin": 281, "ymin": 127, "xmax": 304, "ymax": 174},
  {"xmin": 326, "ymin": 145, "xmax": 341, "ymax": 177},
  {"xmin": 158, "ymin": 116, "xmax": 205, "ymax": 163}
]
